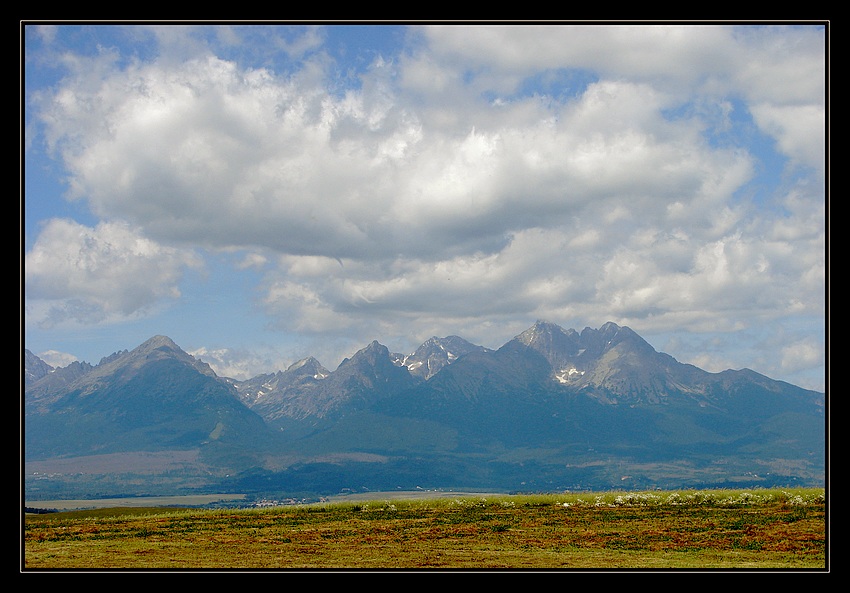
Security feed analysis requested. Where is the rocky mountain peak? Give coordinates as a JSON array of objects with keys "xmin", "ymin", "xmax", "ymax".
[
  {"xmin": 123, "ymin": 335, "xmax": 186, "ymax": 361},
  {"xmin": 24, "ymin": 349, "xmax": 53, "ymax": 386},
  {"xmin": 512, "ymin": 320, "xmax": 582, "ymax": 368},
  {"xmin": 75, "ymin": 335, "xmax": 219, "ymax": 384},
  {"xmin": 394, "ymin": 335, "xmax": 488, "ymax": 380},
  {"xmin": 516, "ymin": 320, "xmax": 564, "ymax": 344},
  {"xmin": 285, "ymin": 356, "xmax": 330, "ymax": 379},
  {"xmin": 342, "ymin": 340, "xmax": 390, "ymax": 368}
]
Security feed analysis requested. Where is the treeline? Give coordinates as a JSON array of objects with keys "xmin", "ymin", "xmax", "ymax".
[{"xmin": 24, "ymin": 507, "xmax": 59, "ymax": 514}]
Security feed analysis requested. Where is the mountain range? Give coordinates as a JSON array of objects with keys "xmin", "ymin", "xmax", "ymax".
[{"xmin": 23, "ymin": 321, "xmax": 826, "ymax": 501}]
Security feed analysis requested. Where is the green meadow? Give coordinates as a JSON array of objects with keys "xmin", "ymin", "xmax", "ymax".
[{"xmin": 23, "ymin": 488, "xmax": 826, "ymax": 570}]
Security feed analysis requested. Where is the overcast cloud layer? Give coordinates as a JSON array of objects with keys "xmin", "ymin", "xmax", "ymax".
[{"xmin": 23, "ymin": 23, "xmax": 827, "ymax": 391}]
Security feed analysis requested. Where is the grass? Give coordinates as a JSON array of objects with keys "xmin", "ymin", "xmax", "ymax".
[{"xmin": 23, "ymin": 488, "xmax": 827, "ymax": 570}]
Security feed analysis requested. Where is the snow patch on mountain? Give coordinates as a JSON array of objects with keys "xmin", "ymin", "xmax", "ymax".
[{"xmin": 555, "ymin": 367, "xmax": 585, "ymax": 383}]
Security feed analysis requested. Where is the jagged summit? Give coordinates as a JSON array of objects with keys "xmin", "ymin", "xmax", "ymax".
[
  {"xmin": 502, "ymin": 320, "xmax": 703, "ymax": 397},
  {"xmin": 338, "ymin": 340, "xmax": 393, "ymax": 370},
  {"xmin": 513, "ymin": 320, "xmax": 581, "ymax": 358},
  {"xmin": 24, "ymin": 349, "xmax": 53, "ymax": 386},
  {"xmin": 88, "ymin": 334, "xmax": 220, "ymax": 380},
  {"xmin": 393, "ymin": 335, "xmax": 489, "ymax": 380},
  {"xmin": 286, "ymin": 356, "xmax": 330, "ymax": 379},
  {"xmin": 23, "ymin": 333, "xmax": 271, "ymax": 461},
  {"xmin": 138, "ymin": 334, "xmax": 181, "ymax": 350}
]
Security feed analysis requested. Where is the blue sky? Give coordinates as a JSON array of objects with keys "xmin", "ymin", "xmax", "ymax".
[{"xmin": 23, "ymin": 22, "xmax": 828, "ymax": 391}]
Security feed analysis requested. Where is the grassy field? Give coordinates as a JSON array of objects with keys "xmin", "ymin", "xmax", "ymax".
[
  {"xmin": 24, "ymin": 493, "xmax": 249, "ymax": 511},
  {"xmin": 23, "ymin": 488, "xmax": 827, "ymax": 571}
]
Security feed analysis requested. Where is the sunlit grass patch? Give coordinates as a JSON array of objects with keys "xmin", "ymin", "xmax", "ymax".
[{"xmin": 24, "ymin": 487, "xmax": 826, "ymax": 570}]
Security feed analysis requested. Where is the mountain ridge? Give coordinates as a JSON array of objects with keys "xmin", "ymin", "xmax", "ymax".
[
  {"xmin": 27, "ymin": 322, "xmax": 816, "ymax": 394},
  {"xmin": 24, "ymin": 320, "xmax": 825, "ymax": 499}
]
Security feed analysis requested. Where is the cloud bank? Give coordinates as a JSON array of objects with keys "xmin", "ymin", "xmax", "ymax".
[{"xmin": 24, "ymin": 24, "xmax": 826, "ymax": 389}]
